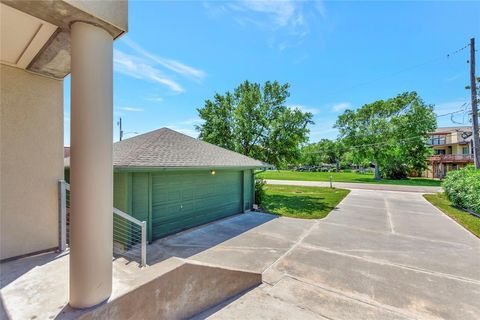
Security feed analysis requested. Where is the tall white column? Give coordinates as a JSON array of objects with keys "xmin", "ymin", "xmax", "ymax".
[{"xmin": 69, "ymin": 22, "xmax": 113, "ymax": 308}]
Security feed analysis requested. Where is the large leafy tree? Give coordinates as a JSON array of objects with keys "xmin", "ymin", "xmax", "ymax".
[
  {"xmin": 335, "ymin": 92, "xmax": 436, "ymax": 180},
  {"xmin": 300, "ymin": 143, "xmax": 322, "ymax": 166},
  {"xmin": 197, "ymin": 80, "xmax": 314, "ymax": 168},
  {"xmin": 300, "ymin": 139, "xmax": 344, "ymax": 171}
]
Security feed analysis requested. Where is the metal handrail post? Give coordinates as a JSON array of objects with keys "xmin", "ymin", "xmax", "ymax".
[
  {"xmin": 66, "ymin": 182, "xmax": 147, "ymax": 266},
  {"xmin": 58, "ymin": 180, "xmax": 67, "ymax": 251},
  {"xmin": 141, "ymin": 221, "xmax": 147, "ymax": 267}
]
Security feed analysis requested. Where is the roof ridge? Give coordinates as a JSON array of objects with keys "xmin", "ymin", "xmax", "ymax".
[
  {"xmin": 191, "ymin": 136, "xmax": 263, "ymax": 163},
  {"xmin": 111, "ymin": 127, "xmax": 268, "ymax": 168},
  {"xmin": 122, "ymin": 129, "xmax": 165, "ymax": 166},
  {"xmin": 114, "ymin": 127, "xmax": 169, "ymax": 145}
]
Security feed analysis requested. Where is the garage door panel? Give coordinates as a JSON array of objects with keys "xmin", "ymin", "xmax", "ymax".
[
  {"xmin": 152, "ymin": 210, "xmax": 217, "ymax": 238},
  {"xmin": 151, "ymin": 170, "xmax": 243, "ymax": 240},
  {"xmin": 195, "ymin": 186, "xmax": 215, "ymax": 198},
  {"xmin": 152, "ymin": 206, "xmax": 193, "ymax": 225},
  {"xmin": 182, "ymin": 189, "xmax": 194, "ymax": 201},
  {"xmin": 153, "ymin": 217, "xmax": 198, "ymax": 238}
]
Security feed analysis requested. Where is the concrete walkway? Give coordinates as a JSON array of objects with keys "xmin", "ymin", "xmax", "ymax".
[
  {"xmin": 265, "ymin": 179, "xmax": 442, "ymax": 193},
  {"xmin": 185, "ymin": 189, "xmax": 479, "ymax": 319}
]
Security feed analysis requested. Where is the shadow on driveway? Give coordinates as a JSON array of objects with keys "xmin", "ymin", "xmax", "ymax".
[{"xmin": 143, "ymin": 212, "xmax": 279, "ymax": 266}]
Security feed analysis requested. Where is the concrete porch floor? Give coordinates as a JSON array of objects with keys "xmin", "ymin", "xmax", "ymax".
[
  {"xmin": 0, "ymin": 248, "xmax": 260, "ymax": 320},
  {"xmin": 0, "ymin": 249, "xmax": 184, "ymax": 319},
  {"xmin": 0, "ymin": 213, "xmax": 277, "ymax": 320},
  {"xmin": 0, "ymin": 250, "xmax": 141, "ymax": 319}
]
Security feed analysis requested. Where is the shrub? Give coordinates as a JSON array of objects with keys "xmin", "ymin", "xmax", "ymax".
[
  {"xmin": 443, "ymin": 166, "xmax": 480, "ymax": 214},
  {"xmin": 254, "ymin": 178, "xmax": 266, "ymax": 206},
  {"xmin": 381, "ymin": 161, "xmax": 408, "ymax": 180}
]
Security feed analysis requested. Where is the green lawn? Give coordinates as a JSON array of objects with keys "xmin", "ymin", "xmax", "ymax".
[
  {"xmin": 261, "ymin": 184, "xmax": 350, "ymax": 219},
  {"xmin": 424, "ymin": 193, "xmax": 480, "ymax": 238},
  {"xmin": 257, "ymin": 170, "xmax": 442, "ymax": 187}
]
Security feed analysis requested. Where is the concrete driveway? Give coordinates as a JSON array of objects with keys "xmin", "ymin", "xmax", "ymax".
[{"xmin": 148, "ymin": 189, "xmax": 479, "ymax": 319}]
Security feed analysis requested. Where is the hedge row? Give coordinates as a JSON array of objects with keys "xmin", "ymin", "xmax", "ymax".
[{"xmin": 443, "ymin": 165, "xmax": 480, "ymax": 214}]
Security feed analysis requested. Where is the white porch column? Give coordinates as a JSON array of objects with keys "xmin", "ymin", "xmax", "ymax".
[{"xmin": 69, "ymin": 22, "xmax": 113, "ymax": 308}]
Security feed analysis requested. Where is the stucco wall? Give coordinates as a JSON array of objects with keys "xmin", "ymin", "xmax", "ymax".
[{"xmin": 0, "ymin": 64, "xmax": 63, "ymax": 260}]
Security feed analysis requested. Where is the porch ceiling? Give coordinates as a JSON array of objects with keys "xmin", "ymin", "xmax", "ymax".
[
  {"xmin": 0, "ymin": 0, "xmax": 127, "ymax": 79},
  {"xmin": 0, "ymin": 3, "xmax": 57, "ymax": 70}
]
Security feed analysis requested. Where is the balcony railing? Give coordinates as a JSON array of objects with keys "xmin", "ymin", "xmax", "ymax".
[{"xmin": 428, "ymin": 154, "xmax": 474, "ymax": 162}]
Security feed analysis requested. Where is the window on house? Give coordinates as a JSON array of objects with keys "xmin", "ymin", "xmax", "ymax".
[
  {"xmin": 435, "ymin": 149, "xmax": 446, "ymax": 155},
  {"xmin": 463, "ymin": 147, "xmax": 469, "ymax": 155},
  {"xmin": 428, "ymin": 135, "xmax": 446, "ymax": 145}
]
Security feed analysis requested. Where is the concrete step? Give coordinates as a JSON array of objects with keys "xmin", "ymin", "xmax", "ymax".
[{"xmin": 78, "ymin": 258, "xmax": 262, "ymax": 320}]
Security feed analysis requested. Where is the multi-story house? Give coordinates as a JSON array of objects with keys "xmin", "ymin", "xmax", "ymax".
[{"xmin": 425, "ymin": 126, "xmax": 474, "ymax": 178}]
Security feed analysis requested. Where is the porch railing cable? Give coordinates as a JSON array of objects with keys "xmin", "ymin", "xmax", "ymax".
[{"xmin": 58, "ymin": 180, "xmax": 147, "ymax": 267}]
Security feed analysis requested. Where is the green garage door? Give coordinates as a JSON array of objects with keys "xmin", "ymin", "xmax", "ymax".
[{"xmin": 151, "ymin": 170, "xmax": 243, "ymax": 240}]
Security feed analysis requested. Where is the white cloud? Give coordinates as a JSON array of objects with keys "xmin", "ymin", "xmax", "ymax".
[
  {"xmin": 178, "ymin": 118, "xmax": 204, "ymax": 125},
  {"xmin": 166, "ymin": 125, "xmax": 198, "ymax": 138},
  {"xmin": 313, "ymin": 0, "xmax": 327, "ymax": 18},
  {"xmin": 433, "ymin": 99, "xmax": 468, "ymax": 115},
  {"xmin": 308, "ymin": 120, "xmax": 338, "ymax": 141},
  {"xmin": 121, "ymin": 37, "xmax": 206, "ymax": 81},
  {"xmin": 165, "ymin": 118, "xmax": 204, "ymax": 138},
  {"xmin": 207, "ymin": 0, "xmax": 326, "ymax": 50},
  {"xmin": 433, "ymin": 99, "xmax": 470, "ymax": 126},
  {"xmin": 444, "ymin": 72, "xmax": 464, "ymax": 82},
  {"xmin": 119, "ymin": 107, "xmax": 144, "ymax": 112},
  {"xmin": 114, "ymin": 49, "xmax": 184, "ymax": 93},
  {"xmin": 203, "ymin": 2, "xmax": 230, "ymax": 18},
  {"xmin": 288, "ymin": 104, "xmax": 319, "ymax": 115},
  {"xmin": 145, "ymin": 97, "xmax": 164, "ymax": 102},
  {"xmin": 234, "ymin": 0, "xmax": 299, "ymax": 28},
  {"xmin": 331, "ymin": 102, "xmax": 352, "ymax": 112}
]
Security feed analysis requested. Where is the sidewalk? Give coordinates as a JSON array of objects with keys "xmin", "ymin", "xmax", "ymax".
[{"xmin": 265, "ymin": 179, "xmax": 442, "ymax": 193}]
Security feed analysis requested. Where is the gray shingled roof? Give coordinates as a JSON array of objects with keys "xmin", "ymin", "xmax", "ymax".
[
  {"xmin": 58, "ymin": 128, "xmax": 270, "ymax": 168},
  {"xmin": 433, "ymin": 126, "xmax": 472, "ymax": 134},
  {"xmin": 65, "ymin": 128, "xmax": 267, "ymax": 168},
  {"xmin": 115, "ymin": 128, "xmax": 268, "ymax": 168}
]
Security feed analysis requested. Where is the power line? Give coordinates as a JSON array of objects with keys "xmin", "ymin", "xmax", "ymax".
[
  {"xmin": 435, "ymin": 103, "xmax": 469, "ymax": 117},
  {"xmin": 306, "ymin": 43, "xmax": 475, "ymax": 153},
  {"xmin": 316, "ymin": 105, "xmax": 469, "ymax": 139},
  {"xmin": 322, "ymin": 43, "xmax": 470, "ymax": 98},
  {"xmin": 446, "ymin": 43, "xmax": 470, "ymax": 58},
  {"xmin": 306, "ymin": 105, "xmax": 472, "ymax": 152},
  {"xmin": 305, "ymin": 134, "xmax": 431, "ymax": 154},
  {"xmin": 306, "ymin": 122, "xmax": 476, "ymax": 154}
]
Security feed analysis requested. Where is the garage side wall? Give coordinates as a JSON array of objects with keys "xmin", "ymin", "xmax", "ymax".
[
  {"xmin": 243, "ymin": 169, "xmax": 253, "ymax": 211},
  {"xmin": 113, "ymin": 172, "xmax": 130, "ymax": 212},
  {"xmin": 114, "ymin": 172, "xmax": 152, "ymax": 241}
]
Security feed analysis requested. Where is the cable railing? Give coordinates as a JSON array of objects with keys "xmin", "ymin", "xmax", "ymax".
[
  {"xmin": 113, "ymin": 208, "xmax": 147, "ymax": 266},
  {"xmin": 58, "ymin": 180, "xmax": 147, "ymax": 267}
]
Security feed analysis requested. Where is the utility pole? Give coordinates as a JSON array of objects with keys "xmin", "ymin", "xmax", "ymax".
[
  {"xmin": 118, "ymin": 117, "xmax": 123, "ymax": 141},
  {"xmin": 470, "ymin": 38, "xmax": 480, "ymax": 169}
]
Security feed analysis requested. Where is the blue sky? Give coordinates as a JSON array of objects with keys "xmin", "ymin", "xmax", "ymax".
[{"xmin": 64, "ymin": 0, "xmax": 480, "ymax": 145}]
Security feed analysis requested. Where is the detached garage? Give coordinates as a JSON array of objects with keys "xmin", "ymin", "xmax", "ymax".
[{"xmin": 111, "ymin": 128, "xmax": 266, "ymax": 241}]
